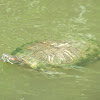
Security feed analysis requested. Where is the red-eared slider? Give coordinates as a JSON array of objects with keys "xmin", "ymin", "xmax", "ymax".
[{"xmin": 1, "ymin": 35, "xmax": 100, "ymax": 71}]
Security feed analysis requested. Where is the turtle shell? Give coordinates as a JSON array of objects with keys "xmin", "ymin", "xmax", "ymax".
[{"xmin": 11, "ymin": 39, "xmax": 100, "ymax": 69}]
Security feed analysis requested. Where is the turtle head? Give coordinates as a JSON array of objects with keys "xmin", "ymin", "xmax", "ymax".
[{"xmin": 1, "ymin": 54, "xmax": 24, "ymax": 64}]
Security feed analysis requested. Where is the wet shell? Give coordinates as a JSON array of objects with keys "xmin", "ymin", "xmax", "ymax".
[{"xmin": 11, "ymin": 39, "xmax": 100, "ymax": 69}]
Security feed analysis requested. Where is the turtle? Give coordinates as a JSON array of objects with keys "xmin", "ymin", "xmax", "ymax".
[{"xmin": 1, "ymin": 34, "xmax": 100, "ymax": 71}]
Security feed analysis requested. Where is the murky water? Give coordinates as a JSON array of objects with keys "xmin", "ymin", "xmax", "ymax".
[{"xmin": 0, "ymin": 0, "xmax": 100, "ymax": 100}]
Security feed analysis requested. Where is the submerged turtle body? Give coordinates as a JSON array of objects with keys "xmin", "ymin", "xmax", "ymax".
[{"xmin": 1, "ymin": 34, "xmax": 100, "ymax": 70}]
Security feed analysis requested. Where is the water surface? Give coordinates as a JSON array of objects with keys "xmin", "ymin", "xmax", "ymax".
[{"xmin": 0, "ymin": 0, "xmax": 100, "ymax": 100}]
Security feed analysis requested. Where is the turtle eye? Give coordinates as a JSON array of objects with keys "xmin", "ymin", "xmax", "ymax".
[{"xmin": 5, "ymin": 56, "xmax": 9, "ymax": 59}]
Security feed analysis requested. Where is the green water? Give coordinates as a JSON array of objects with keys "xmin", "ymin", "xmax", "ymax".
[{"xmin": 0, "ymin": 0, "xmax": 100, "ymax": 100}]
